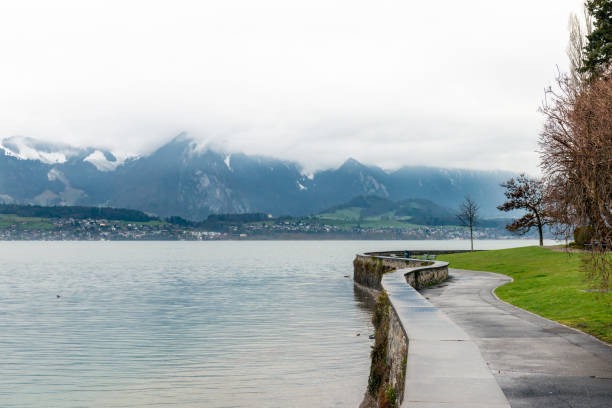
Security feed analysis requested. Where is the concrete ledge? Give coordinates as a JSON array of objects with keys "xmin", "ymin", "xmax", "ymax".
[
  {"xmin": 382, "ymin": 268, "xmax": 510, "ymax": 407},
  {"xmin": 357, "ymin": 251, "xmax": 510, "ymax": 408}
]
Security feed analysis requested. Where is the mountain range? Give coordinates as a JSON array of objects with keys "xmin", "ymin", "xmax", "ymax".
[{"xmin": 0, "ymin": 134, "xmax": 516, "ymax": 220}]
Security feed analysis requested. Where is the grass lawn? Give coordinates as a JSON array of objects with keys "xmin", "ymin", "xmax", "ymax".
[
  {"xmin": 309, "ymin": 216, "xmax": 422, "ymax": 229},
  {"xmin": 317, "ymin": 207, "xmax": 363, "ymax": 221},
  {"xmin": 0, "ymin": 214, "xmax": 55, "ymax": 230},
  {"xmin": 438, "ymin": 246, "xmax": 612, "ymax": 343}
]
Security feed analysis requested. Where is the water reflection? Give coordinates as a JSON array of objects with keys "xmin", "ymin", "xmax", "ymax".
[{"xmin": 353, "ymin": 283, "xmax": 377, "ymax": 313}]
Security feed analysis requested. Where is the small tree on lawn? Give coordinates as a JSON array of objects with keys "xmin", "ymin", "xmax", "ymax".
[
  {"xmin": 457, "ymin": 197, "xmax": 479, "ymax": 251},
  {"xmin": 497, "ymin": 174, "xmax": 551, "ymax": 246}
]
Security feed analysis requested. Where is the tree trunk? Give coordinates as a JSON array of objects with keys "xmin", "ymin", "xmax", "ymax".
[
  {"xmin": 538, "ymin": 223, "xmax": 543, "ymax": 247},
  {"xmin": 470, "ymin": 224, "xmax": 474, "ymax": 251}
]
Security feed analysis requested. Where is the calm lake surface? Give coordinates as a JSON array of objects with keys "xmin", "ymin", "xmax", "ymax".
[{"xmin": 0, "ymin": 240, "xmax": 551, "ymax": 407}]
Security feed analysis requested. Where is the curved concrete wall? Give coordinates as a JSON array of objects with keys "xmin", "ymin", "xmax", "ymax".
[
  {"xmin": 356, "ymin": 251, "xmax": 510, "ymax": 408},
  {"xmin": 354, "ymin": 253, "xmax": 446, "ymax": 291}
]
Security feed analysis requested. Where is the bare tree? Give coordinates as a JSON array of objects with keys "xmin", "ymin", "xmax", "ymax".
[
  {"xmin": 457, "ymin": 197, "xmax": 479, "ymax": 251},
  {"xmin": 539, "ymin": 69, "xmax": 612, "ymax": 289},
  {"xmin": 497, "ymin": 175, "xmax": 551, "ymax": 247},
  {"xmin": 567, "ymin": 8, "xmax": 592, "ymax": 88},
  {"xmin": 535, "ymin": 0, "xmax": 612, "ymax": 290}
]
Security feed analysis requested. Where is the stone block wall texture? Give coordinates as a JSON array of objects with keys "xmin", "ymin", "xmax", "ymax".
[
  {"xmin": 407, "ymin": 265, "xmax": 448, "ymax": 288},
  {"xmin": 386, "ymin": 306, "xmax": 408, "ymax": 404}
]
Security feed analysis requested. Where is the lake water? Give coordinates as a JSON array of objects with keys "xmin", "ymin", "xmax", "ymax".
[{"xmin": 0, "ymin": 239, "xmax": 552, "ymax": 407}]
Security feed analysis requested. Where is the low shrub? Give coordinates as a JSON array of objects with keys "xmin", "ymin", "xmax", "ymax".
[{"xmin": 574, "ymin": 226, "xmax": 594, "ymax": 247}]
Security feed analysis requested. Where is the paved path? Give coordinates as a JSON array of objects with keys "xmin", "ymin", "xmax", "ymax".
[
  {"xmin": 420, "ymin": 268, "xmax": 612, "ymax": 408},
  {"xmin": 382, "ymin": 265, "xmax": 510, "ymax": 407}
]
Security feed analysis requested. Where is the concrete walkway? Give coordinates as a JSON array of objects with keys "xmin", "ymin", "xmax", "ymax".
[
  {"xmin": 420, "ymin": 268, "xmax": 612, "ymax": 408},
  {"xmin": 382, "ymin": 265, "xmax": 511, "ymax": 408}
]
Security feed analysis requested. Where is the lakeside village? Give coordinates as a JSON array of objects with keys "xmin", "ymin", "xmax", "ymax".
[{"xmin": 0, "ymin": 215, "xmax": 527, "ymax": 241}]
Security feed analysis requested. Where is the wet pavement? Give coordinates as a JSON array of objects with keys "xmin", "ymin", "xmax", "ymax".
[{"xmin": 420, "ymin": 269, "xmax": 612, "ymax": 408}]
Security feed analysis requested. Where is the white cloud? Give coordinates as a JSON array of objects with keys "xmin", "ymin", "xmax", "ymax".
[{"xmin": 0, "ymin": 0, "xmax": 584, "ymax": 175}]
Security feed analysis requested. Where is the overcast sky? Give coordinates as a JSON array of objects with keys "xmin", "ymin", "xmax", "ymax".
[{"xmin": 0, "ymin": 0, "xmax": 584, "ymax": 174}]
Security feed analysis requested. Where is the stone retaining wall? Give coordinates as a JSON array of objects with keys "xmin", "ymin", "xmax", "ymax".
[
  {"xmin": 405, "ymin": 264, "xmax": 448, "ymax": 288},
  {"xmin": 386, "ymin": 307, "xmax": 408, "ymax": 404},
  {"xmin": 355, "ymin": 251, "xmax": 450, "ymax": 407},
  {"xmin": 355, "ymin": 250, "xmax": 511, "ymax": 408},
  {"xmin": 353, "ymin": 254, "xmax": 441, "ymax": 291}
]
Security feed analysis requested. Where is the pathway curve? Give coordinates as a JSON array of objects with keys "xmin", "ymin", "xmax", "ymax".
[{"xmin": 420, "ymin": 268, "xmax": 612, "ymax": 408}]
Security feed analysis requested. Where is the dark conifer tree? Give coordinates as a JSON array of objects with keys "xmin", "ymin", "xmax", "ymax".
[{"xmin": 582, "ymin": 0, "xmax": 612, "ymax": 75}]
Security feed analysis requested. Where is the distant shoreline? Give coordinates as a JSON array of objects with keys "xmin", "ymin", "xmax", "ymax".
[{"xmin": 0, "ymin": 235, "xmax": 542, "ymax": 242}]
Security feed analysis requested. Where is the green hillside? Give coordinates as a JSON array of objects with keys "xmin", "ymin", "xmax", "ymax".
[{"xmin": 315, "ymin": 196, "xmax": 458, "ymax": 226}]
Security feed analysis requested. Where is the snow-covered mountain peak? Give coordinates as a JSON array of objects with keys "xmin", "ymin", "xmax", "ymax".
[
  {"xmin": 0, "ymin": 136, "xmax": 136, "ymax": 171},
  {"xmin": 83, "ymin": 150, "xmax": 132, "ymax": 171},
  {"xmin": 0, "ymin": 136, "xmax": 82, "ymax": 164}
]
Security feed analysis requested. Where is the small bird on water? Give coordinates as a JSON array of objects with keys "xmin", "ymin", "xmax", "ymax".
[{"xmin": 56, "ymin": 294, "xmax": 61, "ymax": 298}]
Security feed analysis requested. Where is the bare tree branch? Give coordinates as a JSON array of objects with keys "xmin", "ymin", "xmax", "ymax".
[
  {"xmin": 497, "ymin": 174, "xmax": 551, "ymax": 246},
  {"xmin": 539, "ymin": 67, "xmax": 612, "ymax": 289},
  {"xmin": 457, "ymin": 196, "xmax": 479, "ymax": 251}
]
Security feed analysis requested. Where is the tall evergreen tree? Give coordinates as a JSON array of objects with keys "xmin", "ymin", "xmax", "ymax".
[{"xmin": 582, "ymin": 0, "xmax": 612, "ymax": 75}]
